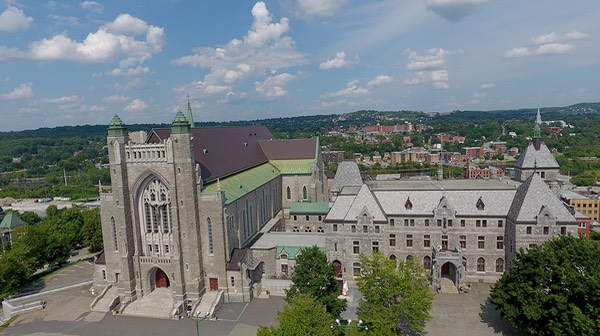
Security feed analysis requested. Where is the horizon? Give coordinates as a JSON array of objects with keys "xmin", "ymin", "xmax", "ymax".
[{"xmin": 0, "ymin": 1, "xmax": 598, "ymax": 132}]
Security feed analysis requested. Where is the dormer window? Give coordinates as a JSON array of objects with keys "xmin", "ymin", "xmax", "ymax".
[
  {"xmin": 476, "ymin": 197, "xmax": 485, "ymax": 210},
  {"xmin": 280, "ymin": 253, "xmax": 288, "ymax": 260},
  {"xmin": 405, "ymin": 197, "xmax": 413, "ymax": 210}
]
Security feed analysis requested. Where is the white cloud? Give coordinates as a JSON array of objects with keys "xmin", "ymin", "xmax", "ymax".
[
  {"xmin": 42, "ymin": 95, "xmax": 83, "ymax": 104},
  {"xmin": 114, "ymin": 78, "xmax": 148, "ymax": 91},
  {"xmin": 103, "ymin": 95, "xmax": 129, "ymax": 103},
  {"xmin": 0, "ymin": 6, "xmax": 33, "ymax": 32},
  {"xmin": 80, "ymin": 1, "xmax": 103, "ymax": 14},
  {"xmin": 367, "ymin": 75, "xmax": 393, "ymax": 87},
  {"xmin": 505, "ymin": 30, "xmax": 587, "ymax": 58},
  {"xmin": 403, "ymin": 48, "xmax": 450, "ymax": 89},
  {"xmin": 319, "ymin": 51, "xmax": 359, "ymax": 70},
  {"xmin": 123, "ymin": 99, "xmax": 147, "ymax": 112},
  {"xmin": 48, "ymin": 15, "xmax": 80, "ymax": 26},
  {"xmin": 323, "ymin": 80, "xmax": 370, "ymax": 98},
  {"xmin": 423, "ymin": 0, "xmax": 488, "ymax": 22},
  {"xmin": 255, "ymin": 72, "xmax": 296, "ymax": 97},
  {"xmin": 109, "ymin": 66, "xmax": 151, "ymax": 77},
  {"xmin": 173, "ymin": 2, "xmax": 306, "ymax": 97},
  {"xmin": 480, "ymin": 83, "xmax": 495, "ymax": 89},
  {"xmin": 298, "ymin": 0, "xmax": 347, "ymax": 16},
  {"xmin": 0, "ymin": 83, "xmax": 33, "ymax": 100},
  {"xmin": 0, "ymin": 13, "xmax": 164, "ymax": 68}
]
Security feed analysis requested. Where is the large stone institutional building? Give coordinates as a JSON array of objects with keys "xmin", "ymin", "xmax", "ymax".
[{"xmin": 93, "ymin": 108, "xmax": 580, "ymax": 317}]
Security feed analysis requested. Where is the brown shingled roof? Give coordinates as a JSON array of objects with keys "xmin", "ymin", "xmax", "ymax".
[
  {"xmin": 151, "ymin": 126, "xmax": 274, "ymax": 183},
  {"xmin": 258, "ymin": 139, "xmax": 317, "ymax": 160}
]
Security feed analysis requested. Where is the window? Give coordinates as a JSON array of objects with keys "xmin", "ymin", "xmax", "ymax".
[
  {"xmin": 476, "ymin": 198, "xmax": 485, "ymax": 210},
  {"xmin": 164, "ymin": 245, "xmax": 170, "ymax": 254},
  {"xmin": 447, "ymin": 219, "xmax": 453, "ymax": 227},
  {"xmin": 230, "ymin": 276, "xmax": 235, "ymax": 287},
  {"xmin": 293, "ymin": 215, "xmax": 297, "ymax": 221},
  {"xmin": 363, "ymin": 225, "xmax": 368, "ymax": 233},
  {"xmin": 317, "ymin": 227, "xmax": 324, "ymax": 233},
  {"xmin": 318, "ymin": 215, "xmax": 322, "ymax": 221},
  {"xmin": 460, "ymin": 219, "xmax": 466, "ymax": 227},
  {"xmin": 404, "ymin": 219, "xmax": 409, "ymax": 226},
  {"xmin": 353, "ymin": 262, "xmax": 361, "ymax": 276},
  {"xmin": 302, "ymin": 186, "xmax": 308, "ymax": 200},
  {"xmin": 353, "ymin": 241, "xmax": 360, "ymax": 254},
  {"xmin": 495, "ymin": 258, "xmax": 504, "ymax": 272},
  {"xmin": 561, "ymin": 227, "xmax": 567, "ymax": 235},
  {"xmin": 280, "ymin": 253, "xmax": 288, "ymax": 259},
  {"xmin": 389, "ymin": 234, "xmax": 396, "ymax": 247},
  {"xmin": 477, "ymin": 257, "xmax": 486, "ymax": 272},
  {"xmin": 304, "ymin": 227, "xmax": 311, "ymax": 232},
  {"xmin": 286, "ymin": 186, "xmax": 291, "ymax": 200},
  {"xmin": 207, "ymin": 217, "xmax": 214, "ymax": 255},
  {"xmin": 281, "ymin": 264, "xmax": 288, "ymax": 274},
  {"xmin": 111, "ymin": 217, "xmax": 118, "ymax": 251},
  {"xmin": 102, "ymin": 269, "xmax": 107, "ymax": 280},
  {"xmin": 293, "ymin": 226, "xmax": 299, "ymax": 232},
  {"xmin": 351, "ymin": 225, "xmax": 356, "ymax": 233},
  {"xmin": 141, "ymin": 179, "xmax": 172, "ymax": 240},
  {"xmin": 405, "ymin": 198, "xmax": 413, "ymax": 210},
  {"xmin": 459, "ymin": 235, "xmax": 466, "ymax": 249},
  {"xmin": 406, "ymin": 234, "xmax": 413, "ymax": 247},
  {"xmin": 478, "ymin": 236, "xmax": 485, "ymax": 249},
  {"xmin": 441, "ymin": 235, "xmax": 448, "ymax": 251},
  {"xmin": 496, "ymin": 236, "xmax": 504, "ymax": 249},
  {"xmin": 372, "ymin": 241, "xmax": 379, "ymax": 252},
  {"xmin": 423, "ymin": 235, "xmax": 430, "ymax": 248},
  {"xmin": 390, "ymin": 218, "xmax": 395, "ymax": 226},
  {"xmin": 334, "ymin": 242, "xmax": 338, "ymax": 252},
  {"xmin": 423, "ymin": 256, "xmax": 432, "ymax": 270},
  {"xmin": 543, "ymin": 226, "xmax": 549, "ymax": 234},
  {"xmin": 154, "ymin": 244, "xmax": 159, "ymax": 254},
  {"xmin": 476, "ymin": 220, "xmax": 481, "ymax": 227},
  {"xmin": 526, "ymin": 226, "xmax": 532, "ymax": 234},
  {"xmin": 375, "ymin": 226, "xmax": 380, "ymax": 233},
  {"xmin": 425, "ymin": 219, "xmax": 430, "ymax": 227},
  {"xmin": 482, "ymin": 220, "xmax": 487, "ymax": 228},
  {"xmin": 437, "ymin": 219, "xmax": 442, "ymax": 227},
  {"xmin": 148, "ymin": 244, "xmax": 152, "ymax": 254},
  {"xmin": 306, "ymin": 215, "xmax": 310, "ymax": 221},
  {"xmin": 410, "ymin": 219, "xmax": 415, "ymax": 226},
  {"xmin": 333, "ymin": 224, "xmax": 338, "ymax": 232},
  {"xmin": 498, "ymin": 220, "xmax": 503, "ymax": 228}
]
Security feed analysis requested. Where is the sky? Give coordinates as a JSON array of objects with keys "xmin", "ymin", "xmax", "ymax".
[{"xmin": 0, "ymin": 0, "xmax": 598, "ymax": 131}]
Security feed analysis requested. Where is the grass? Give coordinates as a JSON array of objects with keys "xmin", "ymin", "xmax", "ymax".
[{"xmin": 0, "ymin": 316, "xmax": 18, "ymax": 331}]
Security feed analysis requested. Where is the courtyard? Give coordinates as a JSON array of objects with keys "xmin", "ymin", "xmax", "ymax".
[{"xmin": 2, "ymin": 262, "xmax": 520, "ymax": 336}]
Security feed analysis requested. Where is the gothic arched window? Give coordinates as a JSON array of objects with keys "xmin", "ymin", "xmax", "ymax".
[{"xmin": 140, "ymin": 178, "xmax": 172, "ymax": 257}]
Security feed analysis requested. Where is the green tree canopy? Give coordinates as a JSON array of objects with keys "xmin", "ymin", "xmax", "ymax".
[
  {"xmin": 490, "ymin": 235, "xmax": 600, "ymax": 336},
  {"xmin": 286, "ymin": 245, "xmax": 347, "ymax": 317},
  {"xmin": 257, "ymin": 294, "xmax": 336, "ymax": 336},
  {"xmin": 357, "ymin": 251, "xmax": 433, "ymax": 335}
]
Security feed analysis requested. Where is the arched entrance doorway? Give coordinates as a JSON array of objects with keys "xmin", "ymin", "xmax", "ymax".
[
  {"xmin": 333, "ymin": 260, "xmax": 342, "ymax": 278},
  {"xmin": 440, "ymin": 262, "xmax": 457, "ymax": 285},
  {"xmin": 154, "ymin": 268, "xmax": 170, "ymax": 289}
]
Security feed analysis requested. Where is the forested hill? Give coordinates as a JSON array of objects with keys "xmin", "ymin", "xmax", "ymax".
[{"xmin": 1, "ymin": 102, "xmax": 598, "ymax": 140}]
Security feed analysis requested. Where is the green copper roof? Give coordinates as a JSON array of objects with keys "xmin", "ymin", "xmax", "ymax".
[
  {"xmin": 269, "ymin": 159, "xmax": 313, "ymax": 175},
  {"xmin": 107, "ymin": 115, "xmax": 126, "ymax": 137},
  {"xmin": 171, "ymin": 111, "xmax": 191, "ymax": 134},
  {"xmin": 0, "ymin": 211, "xmax": 24, "ymax": 232},
  {"xmin": 533, "ymin": 124, "xmax": 541, "ymax": 138},
  {"xmin": 276, "ymin": 245, "xmax": 326, "ymax": 260},
  {"xmin": 187, "ymin": 95, "xmax": 195, "ymax": 128},
  {"xmin": 290, "ymin": 202, "xmax": 330, "ymax": 215},
  {"xmin": 203, "ymin": 163, "xmax": 280, "ymax": 204}
]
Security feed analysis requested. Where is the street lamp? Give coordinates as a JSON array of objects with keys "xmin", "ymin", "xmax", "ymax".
[
  {"xmin": 186, "ymin": 305, "xmax": 208, "ymax": 336},
  {"xmin": 330, "ymin": 318, "xmax": 368, "ymax": 334}
]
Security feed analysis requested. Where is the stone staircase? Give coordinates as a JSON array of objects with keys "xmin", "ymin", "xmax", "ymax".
[
  {"xmin": 439, "ymin": 278, "xmax": 459, "ymax": 294},
  {"xmin": 91, "ymin": 286, "xmax": 118, "ymax": 312}
]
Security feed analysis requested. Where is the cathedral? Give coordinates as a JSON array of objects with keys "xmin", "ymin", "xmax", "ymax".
[{"xmin": 92, "ymin": 108, "xmax": 580, "ymax": 317}]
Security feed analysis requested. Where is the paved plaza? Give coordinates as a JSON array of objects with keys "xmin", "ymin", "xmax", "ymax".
[{"xmin": 2, "ymin": 263, "xmax": 521, "ymax": 336}]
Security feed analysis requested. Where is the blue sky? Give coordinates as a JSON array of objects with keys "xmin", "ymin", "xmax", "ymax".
[{"xmin": 0, "ymin": 0, "xmax": 598, "ymax": 131}]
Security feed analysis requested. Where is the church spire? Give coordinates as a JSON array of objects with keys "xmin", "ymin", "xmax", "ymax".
[
  {"xmin": 535, "ymin": 108, "xmax": 542, "ymax": 125},
  {"xmin": 187, "ymin": 94, "xmax": 195, "ymax": 128}
]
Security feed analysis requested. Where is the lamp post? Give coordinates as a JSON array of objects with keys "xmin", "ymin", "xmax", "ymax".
[
  {"xmin": 186, "ymin": 305, "xmax": 208, "ymax": 336},
  {"xmin": 330, "ymin": 319, "xmax": 368, "ymax": 334}
]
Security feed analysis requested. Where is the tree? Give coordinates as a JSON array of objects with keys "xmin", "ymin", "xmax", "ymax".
[
  {"xmin": 257, "ymin": 293, "xmax": 336, "ymax": 336},
  {"xmin": 286, "ymin": 245, "xmax": 346, "ymax": 317},
  {"xmin": 356, "ymin": 251, "xmax": 433, "ymax": 335},
  {"xmin": 81, "ymin": 208, "xmax": 103, "ymax": 252},
  {"xmin": 490, "ymin": 235, "xmax": 600, "ymax": 336}
]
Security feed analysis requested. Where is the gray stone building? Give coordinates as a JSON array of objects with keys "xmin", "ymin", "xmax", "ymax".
[{"xmin": 93, "ymin": 107, "xmax": 326, "ymax": 317}]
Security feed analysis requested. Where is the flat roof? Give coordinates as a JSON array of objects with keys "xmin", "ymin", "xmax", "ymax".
[{"xmin": 251, "ymin": 232, "xmax": 325, "ymax": 250}]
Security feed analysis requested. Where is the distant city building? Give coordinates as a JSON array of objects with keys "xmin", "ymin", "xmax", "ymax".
[{"xmin": 433, "ymin": 133, "xmax": 466, "ymax": 144}]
